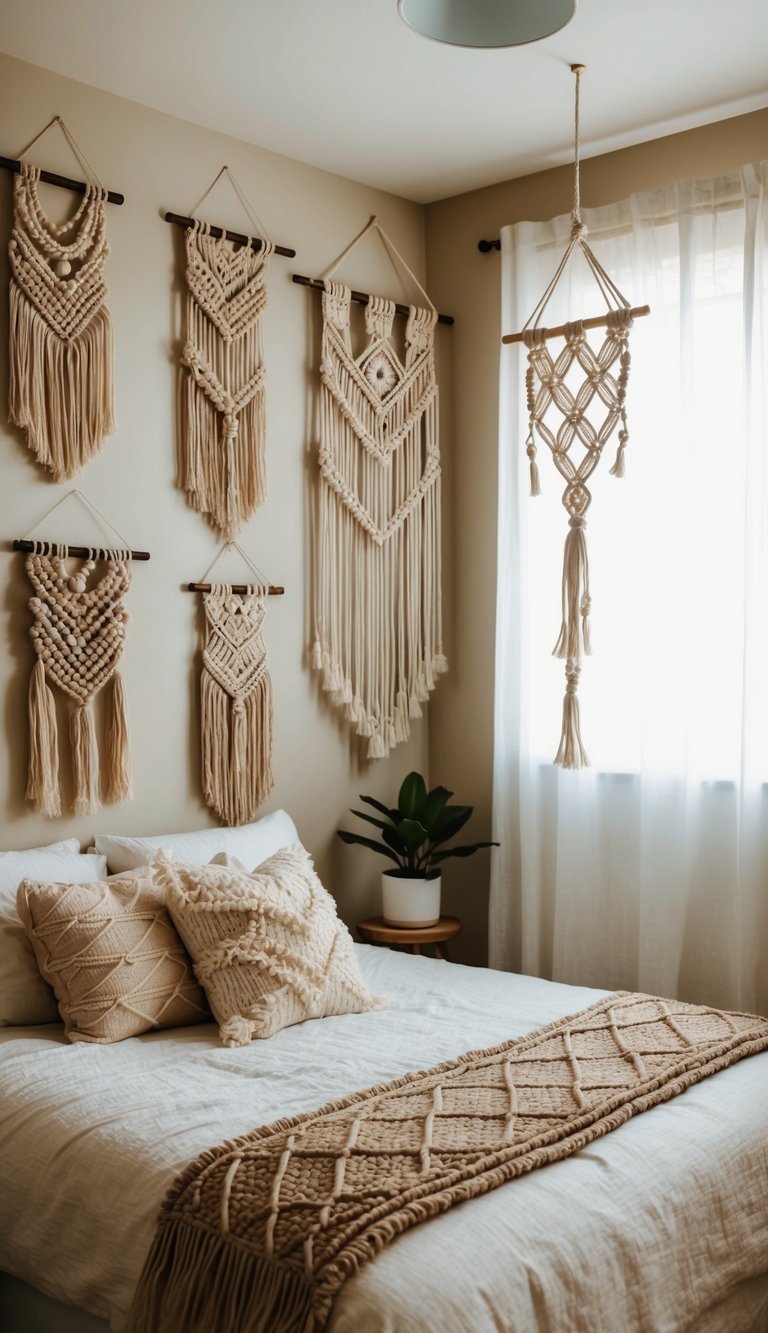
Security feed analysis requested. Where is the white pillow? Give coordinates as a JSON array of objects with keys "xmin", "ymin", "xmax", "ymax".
[
  {"xmin": 0, "ymin": 847, "xmax": 108, "ymax": 1026},
  {"xmin": 94, "ymin": 810, "xmax": 300, "ymax": 874}
]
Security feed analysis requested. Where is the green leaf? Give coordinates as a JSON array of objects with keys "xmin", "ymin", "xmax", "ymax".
[
  {"xmin": 421, "ymin": 785, "xmax": 453, "ymax": 832},
  {"xmin": 429, "ymin": 805, "xmax": 473, "ymax": 846},
  {"xmin": 359, "ymin": 794, "xmax": 398, "ymax": 820},
  {"xmin": 398, "ymin": 771, "xmax": 427, "ymax": 820},
  {"xmin": 336, "ymin": 830, "xmax": 401, "ymax": 863},
  {"xmin": 349, "ymin": 808, "xmax": 395, "ymax": 833},
  {"xmin": 382, "ymin": 826, "xmax": 408, "ymax": 857},
  {"xmin": 432, "ymin": 841, "xmax": 499, "ymax": 863},
  {"xmin": 395, "ymin": 818, "xmax": 429, "ymax": 851}
]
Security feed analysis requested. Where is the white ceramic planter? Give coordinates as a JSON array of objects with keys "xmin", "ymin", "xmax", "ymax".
[{"xmin": 381, "ymin": 872, "xmax": 441, "ymax": 928}]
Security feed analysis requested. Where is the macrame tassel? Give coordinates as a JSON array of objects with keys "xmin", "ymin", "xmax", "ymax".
[
  {"xmin": 553, "ymin": 516, "xmax": 591, "ymax": 661},
  {"xmin": 106, "ymin": 671, "xmax": 132, "ymax": 803},
  {"xmin": 70, "ymin": 704, "xmax": 101, "ymax": 817},
  {"xmin": 526, "ymin": 435, "xmax": 542, "ymax": 497},
  {"xmin": 609, "ymin": 428, "xmax": 628, "ymax": 478},
  {"xmin": 555, "ymin": 660, "xmax": 589, "ymax": 769},
  {"xmin": 27, "ymin": 658, "xmax": 61, "ymax": 818},
  {"xmin": 201, "ymin": 670, "xmax": 274, "ymax": 827}
]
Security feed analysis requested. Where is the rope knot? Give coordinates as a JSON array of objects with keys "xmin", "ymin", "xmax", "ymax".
[
  {"xmin": 232, "ymin": 698, "xmax": 246, "ymax": 717},
  {"xmin": 568, "ymin": 515, "xmax": 586, "ymax": 529},
  {"xmin": 570, "ymin": 218, "xmax": 588, "ymax": 240},
  {"xmin": 223, "ymin": 413, "xmax": 239, "ymax": 443}
]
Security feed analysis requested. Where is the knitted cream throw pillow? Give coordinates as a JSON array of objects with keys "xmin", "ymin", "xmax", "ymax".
[
  {"xmin": 154, "ymin": 845, "xmax": 384, "ymax": 1047},
  {"xmin": 17, "ymin": 875, "xmax": 209, "ymax": 1043}
]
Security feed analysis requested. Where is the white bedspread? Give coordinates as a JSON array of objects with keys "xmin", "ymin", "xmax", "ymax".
[{"xmin": 1, "ymin": 947, "xmax": 767, "ymax": 1333}]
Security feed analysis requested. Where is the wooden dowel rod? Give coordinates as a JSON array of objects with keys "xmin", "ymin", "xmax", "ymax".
[
  {"xmin": 0, "ymin": 156, "xmax": 124, "ymax": 205},
  {"xmin": 292, "ymin": 273, "xmax": 455, "ymax": 327},
  {"xmin": 164, "ymin": 212, "xmax": 296, "ymax": 258},
  {"xmin": 502, "ymin": 304, "xmax": 650, "ymax": 345},
  {"xmin": 13, "ymin": 539, "xmax": 149, "ymax": 561},
  {"xmin": 186, "ymin": 582, "xmax": 284, "ymax": 595}
]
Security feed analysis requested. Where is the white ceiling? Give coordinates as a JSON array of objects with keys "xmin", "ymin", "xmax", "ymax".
[{"xmin": 2, "ymin": 0, "xmax": 767, "ymax": 204}]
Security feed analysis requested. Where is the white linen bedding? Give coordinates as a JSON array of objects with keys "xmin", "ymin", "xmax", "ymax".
[{"xmin": 1, "ymin": 946, "xmax": 767, "ymax": 1333}]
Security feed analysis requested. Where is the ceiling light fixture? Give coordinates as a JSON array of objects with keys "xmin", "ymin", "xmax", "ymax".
[{"xmin": 397, "ymin": 0, "xmax": 577, "ymax": 49}]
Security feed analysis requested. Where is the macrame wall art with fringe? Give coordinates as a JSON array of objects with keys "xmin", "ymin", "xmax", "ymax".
[
  {"xmin": 8, "ymin": 117, "xmax": 115, "ymax": 480},
  {"xmin": 503, "ymin": 65, "xmax": 650, "ymax": 769},
  {"xmin": 188, "ymin": 545, "xmax": 279, "ymax": 826},
  {"xmin": 15, "ymin": 491, "xmax": 148, "ymax": 819},
  {"xmin": 25, "ymin": 543, "xmax": 132, "ymax": 819},
  {"xmin": 179, "ymin": 168, "xmax": 274, "ymax": 540},
  {"xmin": 311, "ymin": 217, "xmax": 446, "ymax": 760}
]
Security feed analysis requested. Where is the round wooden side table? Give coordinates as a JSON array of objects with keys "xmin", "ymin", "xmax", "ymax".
[{"xmin": 357, "ymin": 916, "xmax": 461, "ymax": 960}]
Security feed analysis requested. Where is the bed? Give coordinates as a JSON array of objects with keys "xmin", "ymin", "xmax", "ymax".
[{"xmin": 2, "ymin": 943, "xmax": 768, "ymax": 1333}]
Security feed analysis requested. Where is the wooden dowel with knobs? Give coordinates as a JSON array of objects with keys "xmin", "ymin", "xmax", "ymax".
[
  {"xmin": 502, "ymin": 305, "xmax": 650, "ymax": 345},
  {"xmin": 164, "ymin": 212, "xmax": 296, "ymax": 258},
  {"xmin": 292, "ymin": 273, "xmax": 455, "ymax": 326},
  {"xmin": 186, "ymin": 582, "xmax": 284, "ymax": 595}
]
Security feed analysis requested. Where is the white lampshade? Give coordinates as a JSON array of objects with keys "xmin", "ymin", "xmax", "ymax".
[{"xmin": 398, "ymin": 0, "xmax": 577, "ymax": 48}]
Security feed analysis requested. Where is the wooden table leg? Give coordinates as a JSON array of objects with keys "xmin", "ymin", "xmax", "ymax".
[
  {"xmin": 411, "ymin": 943, "xmax": 422, "ymax": 956},
  {"xmin": 433, "ymin": 942, "xmax": 446, "ymax": 960}
]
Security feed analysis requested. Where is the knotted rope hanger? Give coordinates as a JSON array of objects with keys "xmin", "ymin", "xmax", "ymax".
[
  {"xmin": 505, "ymin": 64, "xmax": 650, "ymax": 770},
  {"xmin": 164, "ymin": 165, "xmax": 295, "ymax": 257},
  {"xmin": 0, "ymin": 114, "xmax": 124, "ymax": 204}
]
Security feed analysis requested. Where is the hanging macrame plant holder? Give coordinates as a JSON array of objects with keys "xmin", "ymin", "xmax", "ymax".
[
  {"xmin": 8, "ymin": 117, "xmax": 115, "ymax": 480},
  {"xmin": 504, "ymin": 65, "xmax": 650, "ymax": 769},
  {"xmin": 179, "ymin": 168, "xmax": 274, "ymax": 540},
  {"xmin": 193, "ymin": 545, "xmax": 275, "ymax": 826},
  {"xmin": 311, "ymin": 217, "xmax": 446, "ymax": 759}
]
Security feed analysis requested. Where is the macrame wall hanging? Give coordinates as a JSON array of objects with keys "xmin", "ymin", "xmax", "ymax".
[
  {"xmin": 13, "ymin": 492, "xmax": 149, "ymax": 819},
  {"xmin": 503, "ymin": 65, "xmax": 650, "ymax": 769},
  {"xmin": 178, "ymin": 168, "xmax": 275, "ymax": 540},
  {"xmin": 8, "ymin": 117, "xmax": 116, "ymax": 481},
  {"xmin": 310, "ymin": 217, "xmax": 446, "ymax": 759},
  {"xmin": 187, "ymin": 545, "xmax": 283, "ymax": 826}
]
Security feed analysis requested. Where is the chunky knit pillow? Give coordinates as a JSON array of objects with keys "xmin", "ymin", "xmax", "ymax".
[
  {"xmin": 154, "ymin": 845, "xmax": 384, "ymax": 1047},
  {"xmin": 16, "ymin": 875, "xmax": 209, "ymax": 1044}
]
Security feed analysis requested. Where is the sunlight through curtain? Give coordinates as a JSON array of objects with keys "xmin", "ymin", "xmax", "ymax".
[{"xmin": 491, "ymin": 164, "xmax": 768, "ymax": 1015}]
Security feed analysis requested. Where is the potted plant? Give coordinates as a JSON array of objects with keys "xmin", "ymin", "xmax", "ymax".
[{"xmin": 338, "ymin": 771, "xmax": 498, "ymax": 928}]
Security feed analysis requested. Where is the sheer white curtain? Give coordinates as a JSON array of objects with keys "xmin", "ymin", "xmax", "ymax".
[{"xmin": 491, "ymin": 164, "xmax": 768, "ymax": 1016}]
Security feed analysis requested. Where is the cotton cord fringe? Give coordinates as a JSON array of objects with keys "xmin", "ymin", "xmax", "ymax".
[
  {"xmin": 9, "ymin": 165, "xmax": 115, "ymax": 479},
  {"xmin": 25, "ymin": 544, "xmax": 132, "ymax": 817},
  {"xmin": 312, "ymin": 283, "xmax": 446, "ymax": 758},
  {"xmin": 181, "ymin": 222, "xmax": 273, "ymax": 539},
  {"xmin": 201, "ymin": 585, "xmax": 274, "ymax": 826}
]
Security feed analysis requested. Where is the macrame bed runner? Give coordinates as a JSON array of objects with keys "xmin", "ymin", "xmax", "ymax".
[
  {"xmin": 180, "ymin": 199, "xmax": 274, "ymax": 539},
  {"xmin": 201, "ymin": 585, "xmax": 274, "ymax": 826},
  {"xmin": 9, "ymin": 120, "xmax": 115, "ymax": 480},
  {"xmin": 127, "ymin": 991, "xmax": 768, "ymax": 1333},
  {"xmin": 25, "ymin": 543, "xmax": 132, "ymax": 818},
  {"xmin": 505, "ymin": 66, "xmax": 649, "ymax": 768},
  {"xmin": 312, "ymin": 229, "xmax": 446, "ymax": 758}
]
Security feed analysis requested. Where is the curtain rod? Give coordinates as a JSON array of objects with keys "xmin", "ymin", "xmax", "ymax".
[
  {"xmin": 13, "ymin": 539, "xmax": 149, "ymax": 560},
  {"xmin": 186, "ymin": 582, "xmax": 284, "ymax": 595},
  {"xmin": 164, "ymin": 212, "xmax": 296, "ymax": 258},
  {"xmin": 292, "ymin": 273, "xmax": 454, "ymax": 326},
  {"xmin": 0, "ymin": 156, "xmax": 124, "ymax": 205},
  {"xmin": 478, "ymin": 239, "xmax": 501, "ymax": 253}
]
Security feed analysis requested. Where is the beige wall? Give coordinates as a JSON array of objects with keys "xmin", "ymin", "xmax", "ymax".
[
  {"xmin": 0, "ymin": 51, "xmax": 441, "ymax": 930},
  {"xmin": 425, "ymin": 108, "xmax": 768, "ymax": 966}
]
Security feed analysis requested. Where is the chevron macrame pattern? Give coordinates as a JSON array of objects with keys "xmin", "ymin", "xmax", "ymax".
[
  {"xmin": 25, "ymin": 546, "xmax": 132, "ymax": 818},
  {"xmin": 312, "ymin": 283, "xmax": 446, "ymax": 759},
  {"xmin": 153, "ymin": 844, "xmax": 383, "ymax": 1049},
  {"xmin": 180, "ymin": 223, "xmax": 273, "ymax": 539},
  {"xmin": 523, "ymin": 309, "xmax": 633, "ymax": 768},
  {"xmin": 9, "ymin": 165, "xmax": 115, "ymax": 479},
  {"xmin": 16, "ymin": 875, "xmax": 208, "ymax": 1043},
  {"xmin": 128, "ymin": 989, "xmax": 768, "ymax": 1333},
  {"xmin": 200, "ymin": 585, "xmax": 274, "ymax": 826}
]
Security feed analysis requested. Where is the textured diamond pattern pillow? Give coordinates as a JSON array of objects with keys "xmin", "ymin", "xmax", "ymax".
[
  {"xmin": 154, "ymin": 845, "xmax": 384, "ymax": 1047},
  {"xmin": 16, "ymin": 876, "xmax": 209, "ymax": 1044}
]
